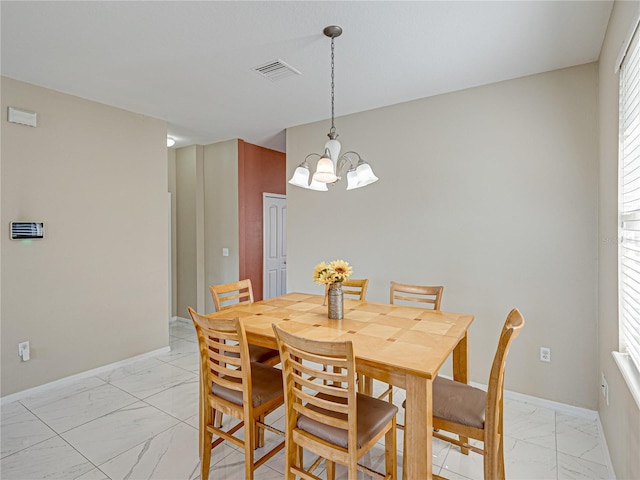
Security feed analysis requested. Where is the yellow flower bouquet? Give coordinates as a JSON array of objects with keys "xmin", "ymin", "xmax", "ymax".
[{"xmin": 312, "ymin": 259, "xmax": 353, "ymax": 285}]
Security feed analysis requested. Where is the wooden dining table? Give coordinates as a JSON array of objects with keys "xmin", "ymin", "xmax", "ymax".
[{"xmin": 205, "ymin": 292, "xmax": 474, "ymax": 480}]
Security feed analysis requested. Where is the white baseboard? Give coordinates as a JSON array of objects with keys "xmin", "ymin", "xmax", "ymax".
[
  {"xmin": 171, "ymin": 316, "xmax": 190, "ymax": 324},
  {"xmin": 500, "ymin": 386, "xmax": 599, "ymax": 420},
  {"xmin": 5, "ymin": 317, "xmax": 194, "ymax": 405},
  {"xmin": 596, "ymin": 414, "xmax": 617, "ymax": 479},
  {"xmin": 0, "ymin": 346, "xmax": 170, "ymax": 405}
]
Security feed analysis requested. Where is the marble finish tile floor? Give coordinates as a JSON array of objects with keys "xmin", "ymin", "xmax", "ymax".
[{"xmin": 0, "ymin": 320, "xmax": 614, "ymax": 480}]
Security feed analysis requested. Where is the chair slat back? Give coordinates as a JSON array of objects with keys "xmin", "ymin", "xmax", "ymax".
[
  {"xmin": 324, "ymin": 278, "xmax": 369, "ymax": 302},
  {"xmin": 210, "ymin": 279, "xmax": 254, "ymax": 311},
  {"xmin": 342, "ymin": 278, "xmax": 369, "ymax": 300},
  {"xmin": 188, "ymin": 308, "xmax": 251, "ymax": 398},
  {"xmin": 273, "ymin": 325, "xmax": 357, "ymax": 444},
  {"xmin": 484, "ymin": 308, "xmax": 525, "ymax": 475},
  {"xmin": 390, "ymin": 281, "xmax": 444, "ymax": 310}
]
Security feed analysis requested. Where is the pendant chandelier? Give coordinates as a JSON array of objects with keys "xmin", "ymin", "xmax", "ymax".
[{"xmin": 289, "ymin": 25, "xmax": 378, "ymax": 192}]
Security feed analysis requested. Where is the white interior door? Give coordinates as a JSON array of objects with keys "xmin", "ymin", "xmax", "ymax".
[{"xmin": 263, "ymin": 193, "xmax": 286, "ymax": 299}]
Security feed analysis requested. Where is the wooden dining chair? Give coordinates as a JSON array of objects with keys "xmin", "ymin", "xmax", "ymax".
[
  {"xmin": 390, "ymin": 281, "xmax": 444, "ymax": 309},
  {"xmin": 210, "ymin": 279, "xmax": 281, "ymax": 367},
  {"xmin": 273, "ymin": 324, "xmax": 398, "ymax": 480},
  {"xmin": 324, "ymin": 278, "xmax": 369, "ymax": 301},
  {"xmin": 188, "ymin": 308, "xmax": 285, "ymax": 480},
  {"xmin": 343, "ymin": 278, "xmax": 369, "ymax": 300},
  {"xmin": 209, "ymin": 279, "xmax": 282, "ymax": 428},
  {"xmin": 210, "ymin": 278, "xmax": 254, "ymax": 310},
  {"xmin": 404, "ymin": 308, "xmax": 525, "ymax": 480},
  {"xmin": 362, "ymin": 281, "xmax": 445, "ymax": 402}
]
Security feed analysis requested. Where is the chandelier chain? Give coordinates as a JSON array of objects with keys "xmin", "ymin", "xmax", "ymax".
[{"xmin": 330, "ymin": 36, "xmax": 336, "ymax": 135}]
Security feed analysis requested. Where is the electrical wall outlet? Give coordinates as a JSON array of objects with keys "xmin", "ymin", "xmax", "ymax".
[{"xmin": 540, "ymin": 347, "xmax": 551, "ymax": 362}]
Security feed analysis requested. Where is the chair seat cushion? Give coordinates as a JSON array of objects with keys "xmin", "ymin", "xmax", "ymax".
[
  {"xmin": 297, "ymin": 392, "xmax": 398, "ymax": 449},
  {"xmin": 432, "ymin": 376, "xmax": 487, "ymax": 429},
  {"xmin": 248, "ymin": 345, "xmax": 280, "ymax": 364},
  {"xmin": 212, "ymin": 362, "xmax": 283, "ymax": 407}
]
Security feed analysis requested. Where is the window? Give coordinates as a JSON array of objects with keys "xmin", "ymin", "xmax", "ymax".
[{"xmin": 618, "ymin": 23, "xmax": 640, "ymax": 409}]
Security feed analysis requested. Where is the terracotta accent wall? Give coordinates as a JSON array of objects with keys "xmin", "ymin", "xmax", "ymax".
[{"xmin": 238, "ymin": 140, "xmax": 286, "ymax": 301}]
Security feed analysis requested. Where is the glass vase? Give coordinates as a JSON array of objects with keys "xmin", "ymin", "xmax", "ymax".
[{"xmin": 328, "ymin": 282, "xmax": 344, "ymax": 320}]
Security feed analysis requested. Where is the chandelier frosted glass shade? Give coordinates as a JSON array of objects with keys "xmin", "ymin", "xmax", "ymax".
[
  {"xmin": 314, "ymin": 156, "xmax": 336, "ymax": 179},
  {"xmin": 288, "ymin": 164, "xmax": 311, "ymax": 188},
  {"xmin": 312, "ymin": 150, "xmax": 338, "ymax": 183},
  {"xmin": 308, "ymin": 177, "xmax": 329, "ymax": 191},
  {"xmin": 345, "ymin": 158, "xmax": 379, "ymax": 190},
  {"xmin": 346, "ymin": 169, "xmax": 360, "ymax": 190},
  {"xmin": 354, "ymin": 161, "xmax": 379, "ymax": 188}
]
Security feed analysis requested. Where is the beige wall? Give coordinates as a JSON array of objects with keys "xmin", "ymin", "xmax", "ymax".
[
  {"xmin": 1, "ymin": 77, "xmax": 169, "ymax": 396},
  {"xmin": 175, "ymin": 145, "xmax": 199, "ymax": 318},
  {"xmin": 168, "ymin": 148, "xmax": 177, "ymax": 317},
  {"xmin": 203, "ymin": 140, "xmax": 240, "ymax": 314},
  {"xmin": 598, "ymin": 2, "xmax": 640, "ymax": 479},
  {"xmin": 287, "ymin": 63, "xmax": 599, "ymax": 408},
  {"xmin": 174, "ymin": 140, "xmax": 240, "ymax": 317}
]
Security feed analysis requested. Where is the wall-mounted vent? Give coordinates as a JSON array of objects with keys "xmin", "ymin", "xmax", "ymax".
[
  {"xmin": 8, "ymin": 107, "xmax": 37, "ymax": 127},
  {"xmin": 252, "ymin": 59, "xmax": 301, "ymax": 81},
  {"xmin": 10, "ymin": 222, "xmax": 44, "ymax": 240}
]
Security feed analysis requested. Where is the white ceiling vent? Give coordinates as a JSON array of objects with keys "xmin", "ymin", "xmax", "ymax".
[{"xmin": 252, "ymin": 59, "xmax": 301, "ymax": 81}]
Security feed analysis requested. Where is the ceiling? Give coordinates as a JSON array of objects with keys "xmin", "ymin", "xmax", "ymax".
[{"xmin": 1, "ymin": 1, "xmax": 613, "ymax": 152}]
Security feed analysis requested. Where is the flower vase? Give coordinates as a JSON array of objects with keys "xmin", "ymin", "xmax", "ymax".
[{"xmin": 328, "ymin": 282, "xmax": 344, "ymax": 320}]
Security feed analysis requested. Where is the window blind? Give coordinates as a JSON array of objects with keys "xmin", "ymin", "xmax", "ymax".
[{"xmin": 620, "ymin": 27, "xmax": 640, "ymax": 373}]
